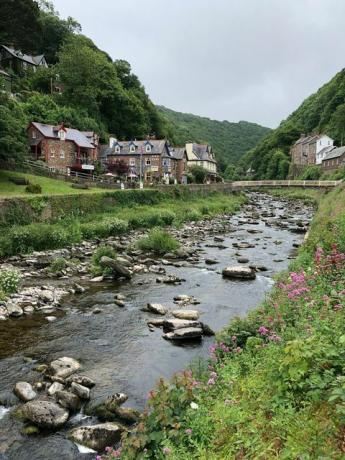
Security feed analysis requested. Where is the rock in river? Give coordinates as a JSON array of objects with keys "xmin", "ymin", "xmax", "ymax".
[
  {"xmin": 49, "ymin": 357, "xmax": 80, "ymax": 379},
  {"xmin": 55, "ymin": 390, "xmax": 81, "ymax": 412},
  {"xmin": 222, "ymin": 266, "xmax": 256, "ymax": 280},
  {"xmin": 13, "ymin": 382, "xmax": 36, "ymax": 402},
  {"xmin": 163, "ymin": 318, "xmax": 201, "ymax": 331},
  {"xmin": 70, "ymin": 382, "xmax": 90, "ymax": 400},
  {"xmin": 147, "ymin": 303, "xmax": 168, "ymax": 315},
  {"xmin": 69, "ymin": 423, "xmax": 125, "ymax": 452},
  {"xmin": 99, "ymin": 256, "xmax": 132, "ymax": 279},
  {"xmin": 172, "ymin": 310, "xmax": 200, "ymax": 320},
  {"xmin": 22, "ymin": 400, "xmax": 69, "ymax": 429},
  {"xmin": 163, "ymin": 327, "xmax": 203, "ymax": 340}
]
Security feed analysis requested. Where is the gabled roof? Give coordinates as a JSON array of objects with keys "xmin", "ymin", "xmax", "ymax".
[
  {"xmin": 190, "ymin": 143, "xmax": 216, "ymax": 163},
  {"xmin": 170, "ymin": 147, "xmax": 186, "ymax": 160},
  {"xmin": 103, "ymin": 139, "xmax": 169, "ymax": 158},
  {"xmin": 1, "ymin": 45, "xmax": 47, "ymax": 67},
  {"xmin": 317, "ymin": 146, "xmax": 334, "ymax": 157},
  {"xmin": 323, "ymin": 146, "xmax": 345, "ymax": 161},
  {"xmin": 30, "ymin": 122, "xmax": 95, "ymax": 149}
]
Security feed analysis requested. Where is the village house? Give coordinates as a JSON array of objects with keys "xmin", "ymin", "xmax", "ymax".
[
  {"xmin": 185, "ymin": 143, "xmax": 217, "ymax": 180},
  {"xmin": 321, "ymin": 146, "xmax": 345, "ymax": 172},
  {"xmin": 0, "ymin": 45, "xmax": 47, "ymax": 75},
  {"xmin": 27, "ymin": 122, "xmax": 99, "ymax": 173},
  {"xmin": 101, "ymin": 138, "xmax": 184, "ymax": 183},
  {"xmin": 169, "ymin": 147, "xmax": 188, "ymax": 183},
  {"xmin": 290, "ymin": 133, "xmax": 334, "ymax": 166}
]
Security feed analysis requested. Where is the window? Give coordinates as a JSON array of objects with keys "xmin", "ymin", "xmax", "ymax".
[
  {"xmin": 60, "ymin": 149, "xmax": 65, "ymax": 159},
  {"xmin": 59, "ymin": 130, "xmax": 66, "ymax": 141},
  {"xmin": 50, "ymin": 148, "xmax": 55, "ymax": 158},
  {"xmin": 130, "ymin": 158, "xmax": 135, "ymax": 166},
  {"xmin": 146, "ymin": 159, "xmax": 151, "ymax": 166},
  {"xmin": 32, "ymin": 130, "xmax": 36, "ymax": 139},
  {"xmin": 130, "ymin": 145, "xmax": 136, "ymax": 153},
  {"xmin": 145, "ymin": 144, "xmax": 151, "ymax": 153},
  {"xmin": 115, "ymin": 145, "xmax": 120, "ymax": 153}
]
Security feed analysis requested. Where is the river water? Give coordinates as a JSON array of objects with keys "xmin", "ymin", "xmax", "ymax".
[{"xmin": 0, "ymin": 193, "xmax": 313, "ymax": 459}]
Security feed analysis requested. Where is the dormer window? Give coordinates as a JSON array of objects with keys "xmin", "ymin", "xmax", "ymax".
[
  {"xmin": 130, "ymin": 145, "xmax": 136, "ymax": 153},
  {"xmin": 32, "ymin": 130, "xmax": 36, "ymax": 139},
  {"xmin": 115, "ymin": 145, "xmax": 121, "ymax": 153},
  {"xmin": 59, "ymin": 130, "xmax": 66, "ymax": 141},
  {"xmin": 145, "ymin": 144, "xmax": 151, "ymax": 153}
]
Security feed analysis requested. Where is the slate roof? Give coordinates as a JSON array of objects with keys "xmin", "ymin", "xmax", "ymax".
[
  {"xmin": 323, "ymin": 146, "xmax": 345, "ymax": 161},
  {"xmin": 1, "ymin": 45, "xmax": 47, "ymax": 67},
  {"xmin": 169, "ymin": 147, "xmax": 185, "ymax": 160},
  {"xmin": 317, "ymin": 146, "xmax": 334, "ymax": 158},
  {"xmin": 102, "ymin": 139, "xmax": 170, "ymax": 158},
  {"xmin": 191, "ymin": 143, "xmax": 216, "ymax": 163},
  {"xmin": 31, "ymin": 122, "xmax": 95, "ymax": 149}
]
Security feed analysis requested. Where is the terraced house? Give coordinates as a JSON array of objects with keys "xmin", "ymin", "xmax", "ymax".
[
  {"xmin": 27, "ymin": 122, "xmax": 99, "ymax": 174},
  {"xmin": 290, "ymin": 133, "xmax": 334, "ymax": 166},
  {"xmin": 101, "ymin": 138, "xmax": 186, "ymax": 183}
]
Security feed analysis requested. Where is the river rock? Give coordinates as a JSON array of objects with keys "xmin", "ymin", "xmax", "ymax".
[
  {"xmin": 22, "ymin": 400, "xmax": 69, "ymax": 428},
  {"xmin": 91, "ymin": 276, "xmax": 104, "ymax": 282},
  {"xmin": 49, "ymin": 357, "xmax": 81, "ymax": 379},
  {"xmin": 6, "ymin": 302, "xmax": 23, "ymax": 317},
  {"xmin": 105, "ymin": 393, "xmax": 128, "ymax": 410},
  {"xmin": 47, "ymin": 382, "xmax": 64, "ymax": 396},
  {"xmin": 114, "ymin": 299, "xmax": 125, "ymax": 307},
  {"xmin": 163, "ymin": 327, "xmax": 203, "ymax": 340},
  {"xmin": 55, "ymin": 390, "xmax": 81, "ymax": 411},
  {"xmin": 205, "ymin": 258, "xmax": 218, "ymax": 265},
  {"xmin": 99, "ymin": 256, "xmax": 132, "ymax": 279},
  {"xmin": 147, "ymin": 303, "xmax": 167, "ymax": 315},
  {"xmin": 237, "ymin": 257, "xmax": 249, "ymax": 263},
  {"xmin": 70, "ymin": 382, "xmax": 90, "ymax": 400},
  {"xmin": 222, "ymin": 266, "xmax": 256, "ymax": 280},
  {"xmin": 66, "ymin": 375, "xmax": 95, "ymax": 388},
  {"xmin": 163, "ymin": 318, "xmax": 200, "ymax": 331},
  {"xmin": 69, "ymin": 423, "xmax": 125, "ymax": 452},
  {"xmin": 113, "ymin": 407, "xmax": 140, "ymax": 424},
  {"xmin": 147, "ymin": 318, "xmax": 165, "ymax": 327},
  {"xmin": 156, "ymin": 275, "xmax": 185, "ymax": 284},
  {"xmin": 13, "ymin": 382, "xmax": 37, "ymax": 402},
  {"xmin": 172, "ymin": 310, "xmax": 200, "ymax": 320}
]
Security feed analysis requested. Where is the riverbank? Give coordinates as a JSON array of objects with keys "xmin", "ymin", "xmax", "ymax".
[
  {"xmin": 0, "ymin": 190, "xmax": 245, "ymax": 257},
  {"xmin": 112, "ymin": 184, "xmax": 345, "ymax": 460}
]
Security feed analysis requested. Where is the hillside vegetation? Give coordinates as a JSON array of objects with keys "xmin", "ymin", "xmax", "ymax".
[
  {"xmin": 240, "ymin": 68, "xmax": 345, "ymax": 179},
  {"xmin": 158, "ymin": 105, "xmax": 271, "ymax": 171},
  {"xmin": 114, "ymin": 185, "xmax": 345, "ymax": 459}
]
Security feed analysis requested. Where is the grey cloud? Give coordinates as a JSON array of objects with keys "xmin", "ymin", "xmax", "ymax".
[{"xmin": 53, "ymin": 0, "xmax": 345, "ymax": 127}]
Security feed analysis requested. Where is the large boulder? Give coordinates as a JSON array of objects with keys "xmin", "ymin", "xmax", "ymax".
[
  {"xmin": 172, "ymin": 310, "xmax": 200, "ymax": 320},
  {"xmin": 49, "ymin": 357, "xmax": 80, "ymax": 379},
  {"xmin": 13, "ymin": 382, "xmax": 36, "ymax": 402},
  {"xmin": 55, "ymin": 390, "xmax": 81, "ymax": 412},
  {"xmin": 6, "ymin": 303, "xmax": 23, "ymax": 317},
  {"xmin": 69, "ymin": 423, "xmax": 125, "ymax": 451},
  {"xmin": 99, "ymin": 256, "xmax": 132, "ymax": 279},
  {"xmin": 222, "ymin": 266, "xmax": 256, "ymax": 280},
  {"xmin": 22, "ymin": 400, "xmax": 69, "ymax": 429},
  {"xmin": 163, "ymin": 327, "xmax": 203, "ymax": 340}
]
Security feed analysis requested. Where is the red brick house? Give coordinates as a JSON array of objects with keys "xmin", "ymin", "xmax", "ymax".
[
  {"xmin": 102, "ymin": 138, "xmax": 184, "ymax": 183},
  {"xmin": 28, "ymin": 122, "xmax": 99, "ymax": 173}
]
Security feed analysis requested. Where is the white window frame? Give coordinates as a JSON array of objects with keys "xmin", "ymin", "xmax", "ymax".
[
  {"xmin": 145, "ymin": 144, "xmax": 151, "ymax": 153},
  {"xmin": 130, "ymin": 158, "xmax": 135, "ymax": 166},
  {"xmin": 115, "ymin": 145, "xmax": 121, "ymax": 153},
  {"xmin": 32, "ymin": 130, "xmax": 36, "ymax": 139},
  {"xmin": 130, "ymin": 145, "xmax": 136, "ymax": 153},
  {"xmin": 60, "ymin": 149, "xmax": 65, "ymax": 159},
  {"xmin": 59, "ymin": 130, "xmax": 66, "ymax": 141},
  {"xmin": 145, "ymin": 158, "xmax": 151, "ymax": 166},
  {"xmin": 50, "ymin": 148, "xmax": 55, "ymax": 158}
]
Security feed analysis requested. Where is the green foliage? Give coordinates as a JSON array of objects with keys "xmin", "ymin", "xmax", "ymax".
[
  {"xmin": 0, "ymin": 268, "xmax": 21, "ymax": 294},
  {"xmin": 49, "ymin": 257, "xmax": 66, "ymax": 273},
  {"xmin": 128, "ymin": 209, "xmax": 176, "ymax": 229},
  {"xmin": 25, "ymin": 183, "xmax": 42, "ymax": 194},
  {"xmin": 91, "ymin": 245, "xmax": 116, "ymax": 276},
  {"xmin": 0, "ymin": 93, "xmax": 28, "ymax": 162},
  {"xmin": 299, "ymin": 165, "xmax": 322, "ymax": 180},
  {"xmin": 80, "ymin": 217, "xmax": 128, "ymax": 239},
  {"xmin": 187, "ymin": 166, "xmax": 208, "ymax": 184},
  {"xmin": 158, "ymin": 106, "xmax": 271, "ymax": 172},
  {"xmin": 137, "ymin": 228, "xmax": 180, "ymax": 255}
]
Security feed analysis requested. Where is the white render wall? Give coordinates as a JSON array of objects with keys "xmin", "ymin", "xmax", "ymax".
[{"xmin": 315, "ymin": 135, "xmax": 334, "ymax": 164}]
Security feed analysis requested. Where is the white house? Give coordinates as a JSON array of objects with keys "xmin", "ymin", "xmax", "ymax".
[
  {"xmin": 315, "ymin": 135, "xmax": 334, "ymax": 165},
  {"xmin": 185, "ymin": 143, "xmax": 217, "ymax": 177}
]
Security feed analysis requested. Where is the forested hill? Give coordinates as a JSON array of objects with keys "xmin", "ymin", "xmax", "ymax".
[
  {"xmin": 240, "ymin": 68, "xmax": 345, "ymax": 179},
  {"xmin": 158, "ymin": 106, "xmax": 271, "ymax": 171},
  {"xmin": 0, "ymin": 0, "xmax": 168, "ymax": 163}
]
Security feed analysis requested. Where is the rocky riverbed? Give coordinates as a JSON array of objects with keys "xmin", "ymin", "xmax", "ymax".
[{"xmin": 0, "ymin": 193, "xmax": 314, "ymax": 459}]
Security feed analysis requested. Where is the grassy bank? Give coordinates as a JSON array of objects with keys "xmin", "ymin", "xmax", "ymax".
[
  {"xmin": 0, "ymin": 192, "xmax": 246, "ymax": 257},
  {"xmin": 111, "ymin": 184, "xmax": 345, "ymax": 460}
]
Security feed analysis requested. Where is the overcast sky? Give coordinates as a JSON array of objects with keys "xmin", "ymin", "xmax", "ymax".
[{"xmin": 52, "ymin": 0, "xmax": 345, "ymax": 128}]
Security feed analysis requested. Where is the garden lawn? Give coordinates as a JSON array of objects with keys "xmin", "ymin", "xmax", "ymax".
[{"xmin": 0, "ymin": 170, "xmax": 104, "ymax": 197}]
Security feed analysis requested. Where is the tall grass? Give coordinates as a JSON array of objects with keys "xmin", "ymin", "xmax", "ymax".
[{"xmin": 137, "ymin": 228, "xmax": 180, "ymax": 255}]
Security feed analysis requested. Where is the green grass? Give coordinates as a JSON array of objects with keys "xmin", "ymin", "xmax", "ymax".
[
  {"xmin": 116, "ymin": 184, "xmax": 345, "ymax": 460},
  {"xmin": 0, "ymin": 170, "xmax": 104, "ymax": 197},
  {"xmin": 137, "ymin": 228, "xmax": 180, "ymax": 255},
  {"xmin": 263, "ymin": 187, "xmax": 326, "ymax": 204}
]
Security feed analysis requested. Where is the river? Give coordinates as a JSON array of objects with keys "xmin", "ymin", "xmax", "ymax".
[{"xmin": 0, "ymin": 193, "xmax": 313, "ymax": 459}]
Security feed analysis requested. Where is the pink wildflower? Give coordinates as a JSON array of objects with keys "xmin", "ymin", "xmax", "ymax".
[
  {"xmin": 163, "ymin": 447, "xmax": 172, "ymax": 455},
  {"xmin": 207, "ymin": 378, "xmax": 216, "ymax": 386},
  {"xmin": 185, "ymin": 428, "xmax": 193, "ymax": 435},
  {"xmin": 258, "ymin": 326, "xmax": 269, "ymax": 336}
]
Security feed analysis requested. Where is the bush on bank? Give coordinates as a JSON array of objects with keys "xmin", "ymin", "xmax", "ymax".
[
  {"xmin": 103, "ymin": 185, "xmax": 345, "ymax": 460},
  {"xmin": 137, "ymin": 229, "xmax": 180, "ymax": 255}
]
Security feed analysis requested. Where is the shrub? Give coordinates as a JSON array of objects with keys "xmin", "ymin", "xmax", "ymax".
[
  {"xmin": 25, "ymin": 183, "xmax": 42, "ymax": 194},
  {"xmin": 0, "ymin": 268, "xmax": 21, "ymax": 294},
  {"xmin": 91, "ymin": 245, "xmax": 116, "ymax": 276},
  {"xmin": 128, "ymin": 209, "xmax": 176, "ymax": 229},
  {"xmin": 299, "ymin": 166, "xmax": 321, "ymax": 180},
  {"xmin": 49, "ymin": 257, "xmax": 67, "ymax": 273},
  {"xmin": 137, "ymin": 228, "xmax": 180, "ymax": 255},
  {"xmin": 80, "ymin": 218, "xmax": 128, "ymax": 239}
]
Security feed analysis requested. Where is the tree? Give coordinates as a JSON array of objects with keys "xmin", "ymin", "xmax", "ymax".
[
  {"xmin": 266, "ymin": 149, "xmax": 290, "ymax": 179},
  {"xmin": 0, "ymin": 0, "xmax": 42, "ymax": 52},
  {"xmin": 188, "ymin": 165, "xmax": 208, "ymax": 183}
]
